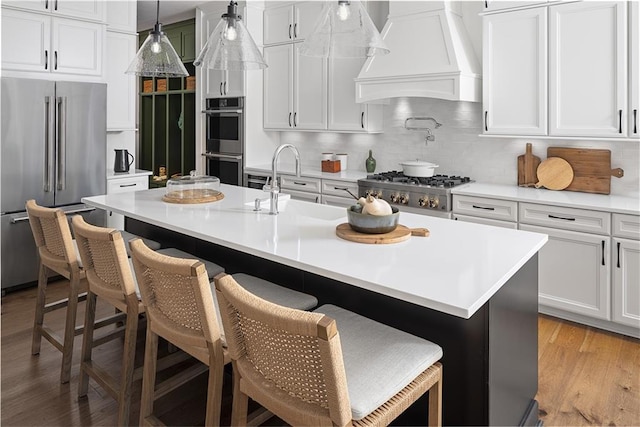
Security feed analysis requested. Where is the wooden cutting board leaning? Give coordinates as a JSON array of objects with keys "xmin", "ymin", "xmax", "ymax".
[
  {"xmin": 547, "ymin": 147, "xmax": 624, "ymax": 195},
  {"xmin": 535, "ymin": 157, "xmax": 574, "ymax": 190},
  {"xmin": 517, "ymin": 143, "xmax": 541, "ymax": 187}
]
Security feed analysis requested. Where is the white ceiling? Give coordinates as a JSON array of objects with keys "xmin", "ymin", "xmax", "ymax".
[{"xmin": 137, "ymin": 0, "xmax": 210, "ymax": 31}]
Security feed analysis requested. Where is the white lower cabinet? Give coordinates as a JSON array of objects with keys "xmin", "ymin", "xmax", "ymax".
[
  {"xmin": 106, "ymin": 175, "xmax": 149, "ymax": 229},
  {"xmin": 453, "ymin": 214, "xmax": 517, "ymax": 229},
  {"xmin": 280, "ymin": 175, "xmax": 321, "ymax": 202},
  {"xmin": 520, "ymin": 223, "xmax": 611, "ymax": 320},
  {"xmin": 612, "ymin": 214, "xmax": 640, "ymax": 328}
]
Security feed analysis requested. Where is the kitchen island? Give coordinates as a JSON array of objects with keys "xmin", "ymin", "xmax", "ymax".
[{"xmin": 83, "ymin": 185, "xmax": 548, "ymax": 426}]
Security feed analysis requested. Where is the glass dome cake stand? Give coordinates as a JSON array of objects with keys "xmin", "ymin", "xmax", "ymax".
[{"xmin": 162, "ymin": 171, "xmax": 224, "ymax": 204}]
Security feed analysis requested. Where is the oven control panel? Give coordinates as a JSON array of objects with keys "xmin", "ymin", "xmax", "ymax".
[{"xmin": 361, "ymin": 188, "xmax": 449, "ymax": 212}]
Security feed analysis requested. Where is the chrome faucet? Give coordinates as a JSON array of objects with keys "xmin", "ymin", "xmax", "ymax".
[{"xmin": 264, "ymin": 144, "xmax": 301, "ymax": 215}]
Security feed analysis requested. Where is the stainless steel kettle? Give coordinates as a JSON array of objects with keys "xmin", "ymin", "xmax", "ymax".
[{"xmin": 114, "ymin": 149, "xmax": 134, "ymax": 173}]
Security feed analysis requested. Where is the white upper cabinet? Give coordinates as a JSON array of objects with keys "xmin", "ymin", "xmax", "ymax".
[
  {"xmin": 263, "ymin": 2, "xmax": 324, "ymax": 45},
  {"xmin": 328, "ymin": 57, "xmax": 382, "ymax": 132},
  {"xmin": 549, "ymin": 1, "xmax": 627, "ymax": 137},
  {"xmin": 2, "ymin": 8, "xmax": 103, "ymax": 76},
  {"xmin": 629, "ymin": 1, "xmax": 639, "ymax": 137},
  {"xmin": 263, "ymin": 43, "xmax": 327, "ymax": 130},
  {"xmin": 1, "ymin": 9, "xmax": 51, "ymax": 73},
  {"xmin": 106, "ymin": 31, "xmax": 136, "ymax": 130},
  {"xmin": 3, "ymin": 0, "xmax": 105, "ymax": 22},
  {"xmin": 106, "ymin": 0, "xmax": 137, "ymax": 33},
  {"xmin": 483, "ymin": 7, "xmax": 547, "ymax": 135}
]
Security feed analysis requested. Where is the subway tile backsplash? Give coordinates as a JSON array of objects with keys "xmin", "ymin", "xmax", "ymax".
[{"xmin": 279, "ymin": 97, "xmax": 639, "ymax": 198}]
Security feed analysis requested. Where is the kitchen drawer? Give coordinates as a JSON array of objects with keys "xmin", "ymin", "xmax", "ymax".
[
  {"xmin": 519, "ymin": 203, "xmax": 610, "ymax": 235},
  {"xmin": 613, "ymin": 214, "xmax": 640, "ymax": 240},
  {"xmin": 280, "ymin": 175, "xmax": 321, "ymax": 193},
  {"xmin": 452, "ymin": 195, "xmax": 518, "ymax": 222},
  {"xmin": 321, "ymin": 179, "xmax": 358, "ymax": 198},
  {"xmin": 107, "ymin": 176, "xmax": 148, "ymax": 194},
  {"xmin": 453, "ymin": 214, "xmax": 518, "ymax": 229}
]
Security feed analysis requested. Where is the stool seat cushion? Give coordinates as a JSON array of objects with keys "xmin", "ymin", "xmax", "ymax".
[
  {"xmin": 233, "ymin": 273, "xmax": 318, "ymax": 311},
  {"xmin": 121, "ymin": 231, "xmax": 161, "ymax": 257},
  {"xmin": 156, "ymin": 248, "xmax": 225, "ymax": 279},
  {"xmin": 313, "ymin": 304, "xmax": 443, "ymax": 420}
]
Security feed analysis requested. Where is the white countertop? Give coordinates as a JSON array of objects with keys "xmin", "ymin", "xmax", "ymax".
[
  {"xmin": 452, "ymin": 183, "xmax": 640, "ymax": 215},
  {"xmin": 107, "ymin": 169, "xmax": 152, "ymax": 180},
  {"xmin": 245, "ymin": 164, "xmax": 368, "ymax": 182},
  {"xmin": 82, "ymin": 185, "xmax": 547, "ymax": 319}
]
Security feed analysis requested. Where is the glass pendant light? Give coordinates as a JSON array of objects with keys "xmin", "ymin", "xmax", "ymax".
[
  {"xmin": 194, "ymin": 1, "xmax": 267, "ymax": 70},
  {"xmin": 299, "ymin": 0, "xmax": 389, "ymax": 58},
  {"xmin": 126, "ymin": 0, "xmax": 188, "ymax": 77}
]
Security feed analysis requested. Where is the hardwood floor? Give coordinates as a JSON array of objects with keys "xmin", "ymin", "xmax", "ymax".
[{"xmin": 2, "ymin": 281, "xmax": 639, "ymax": 426}]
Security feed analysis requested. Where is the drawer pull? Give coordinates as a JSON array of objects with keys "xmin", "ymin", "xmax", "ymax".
[
  {"xmin": 119, "ymin": 183, "xmax": 137, "ymax": 188},
  {"xmin": 616, "ymin": 241, "xmax": 620, "ymax": 268},
  {"xmin": 548, "ymin": 214, "xmax": 575, "ymax": 222},
  {"xmin": 293, "ymin": 181, "xmax": 307, "ymax": 186},
  {"xmin": 334, "ymin": 187, "xmax": 348, "ymax": 191},
  {"xmin": 472, "ymin": 205, "xmax": 494, "ymax": 211},
  {"xmin": 601, "ymin": 240, "xmax": 605, "ymax": 266}
]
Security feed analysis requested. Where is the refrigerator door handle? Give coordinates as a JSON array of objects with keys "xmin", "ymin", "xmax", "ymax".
[
  {"xmin": 10, "ymin": 215, "xmax": 30, "ymax": 224},
  {"xmin": 44, "ymin": 96, "xmax": 53, "ymax": 192},
  {"xmin": 56, "ymin": 96, "xmax": 67, "ymax": 191}
]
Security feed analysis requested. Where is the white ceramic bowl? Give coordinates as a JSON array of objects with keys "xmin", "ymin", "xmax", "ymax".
[{"xmin": 400, "ymin": 161, "xmax": 439, "ymax": 177}]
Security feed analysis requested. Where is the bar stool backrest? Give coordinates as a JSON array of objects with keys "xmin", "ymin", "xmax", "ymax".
[
  {"xmin": 26, "ymin": 199, "xmax": 78, "ymax": 275},
  {"xmin": 215, "ymin": 274, "xmax": 352, "ymax": 427},
  {"xmin": 129, "ymin": 239, "xmax": 221, "ymax": 363}
]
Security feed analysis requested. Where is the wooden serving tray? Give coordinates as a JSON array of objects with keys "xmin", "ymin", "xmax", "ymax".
[
  {"xmin": 162, "ymin": 189, "xmax": 224, "ymax": 204},
  {"xmin": 336, "ymin": 223, "xmax": 429, "ymax": 244}
]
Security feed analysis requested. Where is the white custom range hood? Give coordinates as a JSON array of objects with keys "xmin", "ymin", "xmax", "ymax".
[{"xmin": 355, "ymin": 1, "xmax": 481, "ymax": 103}]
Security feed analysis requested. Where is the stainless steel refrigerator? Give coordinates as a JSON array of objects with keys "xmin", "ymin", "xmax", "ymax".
[{"xmin": 1, "ymin": 77, "xmax": 107, "ymax": 290}]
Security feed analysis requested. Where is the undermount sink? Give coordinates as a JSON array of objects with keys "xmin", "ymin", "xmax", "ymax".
[{"xmin": 245, "ymin": 194, "xmax": 346, "ymax": 221}]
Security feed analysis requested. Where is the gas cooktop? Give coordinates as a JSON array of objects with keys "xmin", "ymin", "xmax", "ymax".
[{"xmin": 361, "ymin": 172, "xmax": 472, "ymax": 188}]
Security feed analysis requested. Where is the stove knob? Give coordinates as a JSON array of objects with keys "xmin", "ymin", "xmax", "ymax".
[
  {"xmin": 430, "ymin": 196, "xmax": 440, "ymax": 208},
  {"xmin": 399, "ymin": 193, "xmax": 409, "ymax": 205},
  {"xmin": 390, "ymin": 193, "xmax": 399, "ymax": 203},
  {"xmin": 418, "ymin": 196, "xmax": 429, "ymax": 207}
]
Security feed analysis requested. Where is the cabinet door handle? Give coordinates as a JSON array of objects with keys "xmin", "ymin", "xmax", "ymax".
[
  {"xmin": 485, "ymin": 1, "xmax": 488, "ymax": 8},
  {"xmin": 619, "ymin": 109, "xmax": 623, "ymax": 134},
  {"xmin": 634, "ymin": 109, "xmax": 637, "ymax": 134},
  {"xmin": 288, "ymin": 112, "xmax": 292, "ymax": 127},
  {"xmin": 289, "ymin": 24, "xmax": 292, "ymax": 39},
  {"xmin": 45, "ymin": 0, "xmax": 48, "ymax": 10},
  {"xmin": 54, "ymin": 51, "xmax": 58, "ymax": 70},
  {"xmin": 548, "ymin": 214, "xmax": 576, "ymax": 221},
  {"xmin": 224, "ymin": 81, "xmax": 227, "ymax": 95},
  {"xmin": 601, "ymin": 240, "xmax": 605, "ymax": 266},
  {"xmin": 44, "ymin": 50, "xmax": 48, "ymax": 70},
  {"xmin": 119, "ymin": 183, "xmax": 137, "ymax": 188},
  {"xmin": 220, "ymin": 82, "xmax": 223, "ymax": 96},
  {"xmin": 472, "ymin": 205, "xmax": 494, "ymax": 211},
  {"xmin": 361, "ymin": 112, "xmax": 364, "ymax": 129},
  {"xmin": 55, "ymin": 0, "xmax": 58, "ymax": 10},
  {"xmin": 616, "ymin": 241, "xmax": 621, "ymax": 268},
  {"xmin": 294, "ymin": 23, "xmax": 298, "ymax": 38},
  {"xmin": 484, "ymin": 111, "xmax": 488, "ymax": 131},
  {"xmin": 294, "ymin": 112, "xmax": 297, "ymax": 127}
]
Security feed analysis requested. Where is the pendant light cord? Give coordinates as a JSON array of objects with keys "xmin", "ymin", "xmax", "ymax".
[{"xmin": 156, "ymin": 0, "xmax": 160, "ymax": 26}]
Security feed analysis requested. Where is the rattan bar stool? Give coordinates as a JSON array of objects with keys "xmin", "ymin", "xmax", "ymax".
[
  {"xmin": 72, "ymin": 215, "xmax": 149, "ymax": 426},
  {"xmin": 129, "ymin": 239, "xmax": 318, "ymax": 426},
  {"xmin": 215, "ymin": 273, "xmax": 444, "ymax": 427},
  {"xmin": 25, "ymin": 200, "xmax": 122, "ymax": 384}
]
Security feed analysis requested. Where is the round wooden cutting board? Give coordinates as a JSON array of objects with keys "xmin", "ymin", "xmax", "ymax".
[
  {"xmin": 336, "ymin": 224, "xmax": 429, "ymax": 244},
  {"xmin": 535, "ymin": 157, "xmax": 574, "ymax": 190}
]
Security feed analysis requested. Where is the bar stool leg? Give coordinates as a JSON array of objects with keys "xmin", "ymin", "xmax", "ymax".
[
  {"xmin": 78, "ymin": 291, "xmax": 98, "ymax": 397},
  {"xmin": 31, "ymin": 264, "xmax": 49, "ymax": 355},
  {"xmin": 60, "ymin": 272, "xmax": 81, "ymax": 384},
  {"xmin": 230, "ymin": 364, "xmax": 249, "ymax": 427},
  {"xmin": 117, "ymin": 304, "xmax": 139, "ymax": 427},
  {"xmin": 139, "ymin": 325, "xmax": 159, "ymax": 426}
]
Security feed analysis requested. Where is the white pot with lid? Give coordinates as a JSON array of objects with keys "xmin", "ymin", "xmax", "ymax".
[{"xmin": 400, "ymin": 160, "xmax": 439, "ymax": 177}]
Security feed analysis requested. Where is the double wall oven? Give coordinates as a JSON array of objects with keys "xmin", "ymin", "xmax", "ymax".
[{"xmin": 202, "ymin": 97, "xmax": 244, "ymax": 186}]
